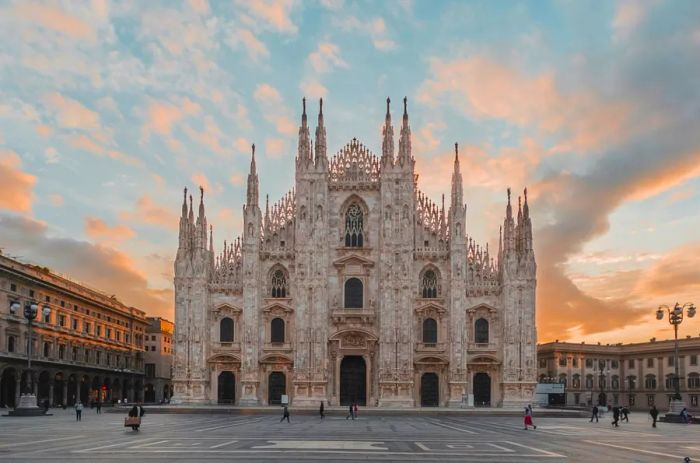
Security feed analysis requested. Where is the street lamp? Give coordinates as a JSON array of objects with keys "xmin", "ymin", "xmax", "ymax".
[
  {"xmin": 656, "ymin": 302, "xmax": 695, "ymax": 406},
  {"xmin": 8, "ymin": 300, "xmax": 51, "ymax": 415}
]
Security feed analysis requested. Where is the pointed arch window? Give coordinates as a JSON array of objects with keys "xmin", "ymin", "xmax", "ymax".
[
  {"xmin": 422, "ymin": 318, "xmax": 437, "ymax": 344},
  {"xmin": 271, "ymin": 269, "xmax": 288, "ymax": 298},
  {"xmin": 474, "ymin": 318, "xmax": 489, "ymax": 344},
  {"xmin": 421, "ymin": 269, "xmax": 439, "ymax": 298},
  {"xmin": 220, "ymin": 317, "xmax": 234, "ymax": 343},
  {"xmin": 271, "ymin": 318, "xmax": 285, "ymax": 344},
  {"xmin": 344, "ymin": 203, "xmax": 364, "ymax": 247}
]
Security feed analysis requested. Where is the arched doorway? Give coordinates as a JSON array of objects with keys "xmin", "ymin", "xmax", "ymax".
[
  {"xmin": 268, "ymin": 372, "xmax": 286, "ymax": 405},
  {"xmin": 54, "ymin": 373, "xmax": 65, "ymax": 407},
  {"xmin": 38, "ymin": 371, "xmax": 51, "ymax": 403},
  {"xmin": 67, "ymin": 375, "xmax": 77, "ymax": 406},
  {"xmin": 218, "ymin": 371, "xmax": 235, "ymax": 404},
  {"xmin": 340, "ymin": 356, "xmax": 366, "ymax": 406},
  {"xmin": 420, "ymin": 373, "xmax": 439, "ymax": 407},
  {"xmin": 80, "ymin": 375, "xmax": 90, "ymax": 404},
  {"xmin": 144, "ymin": 384, "xmax": 155, "ymax": 403},
  {"xmin": 473, "ymin": 372, "xmax": 491, "ymax": 407},
  {"xmin": 0, "ymin": 368, "xmax": 17, "ymax": 408}
]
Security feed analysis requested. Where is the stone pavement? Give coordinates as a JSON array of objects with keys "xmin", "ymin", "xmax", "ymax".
[{"xmin": 1, "ymin": 407, "xmax": 699, "ymax": 462}]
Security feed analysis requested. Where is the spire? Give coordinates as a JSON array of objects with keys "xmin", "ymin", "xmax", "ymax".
[
  {"xmin": 178, "ymin": 187, "xmax": 189, "ymax": 250},
  {"xmin": 198, "ymin": 186, "xmax": 205, "ymax": 219},
  {"xmin": 297, "ymin": 97, "xmax": 312, "ymax": 167},
  {"xmin": 246, "ymin": 144, "xmax": 259, "ymax": 207},
  {"xmin": 381, "ymin": 97, "xmax": 394, "ymax": 166},
  {"xmin": 503, "ymin": 188, "xmax": 516, "ymax": 253},
  {"xmin": 517, "ymin": 195, "xmax": 522, "ymax": 223},
  {"xmin": 397, "ymin": 96, "xmax": 411, "ymax": 166},
  {"xmin": 315, "ymin": 98, "xmax": 327, "ymax": 170},
  {"xmin": 181, "ymin": 187, "xmax": 188, "ymax": 217},
  {"xmin": 523, "ymin": 187, "xmax": 529, "ymax": 219},
  {"xmin": 209, "ymin": 224, "xmax": 213, "ymax": 253},
  {"xmin": 506, "ymin": 188, "xmax": 512, "ymax": 220},
  {"xmin": 188, "ymin": 193, "xmax": 194, "ymax": 224},
  {"xmin": 450, "ymin": 142, "xmax": 464, "ymax": 212}
]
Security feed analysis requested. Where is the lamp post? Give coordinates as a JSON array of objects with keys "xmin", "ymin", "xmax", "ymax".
[
  {"xmin": 656, "ymin": 302, "xmax": 696, "ymax": 413},
  {"xmin": 8, "ymin": 300, "xmax": 51, "ymax": 415}
]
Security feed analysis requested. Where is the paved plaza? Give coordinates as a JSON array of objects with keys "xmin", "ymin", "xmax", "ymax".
[{"xmin": 1, "ymin": 408, "xmax": 699, "ymax": 462}]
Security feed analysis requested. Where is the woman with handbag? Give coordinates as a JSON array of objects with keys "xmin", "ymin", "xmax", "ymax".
[{"xmin": 126, "ymin": 405, "xmax": 140, "ymax": 431}]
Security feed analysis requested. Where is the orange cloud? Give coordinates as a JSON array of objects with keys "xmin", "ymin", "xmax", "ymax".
[
  {"xmin": 238, "ymin": 0, "xmax": 298, "ymax": 34},
  {"xmin": 17, "ymin": 3, "xmax": 96, "ymax": 41},
  {"xmin": 46, "ymin": 92, "xmax": 100, "ymax": 129},
  {"xmin": 85, "ymin": 217, "xmax": 136, "ymax": 241},
  {"xmin": 143, "ymin": 97, "xmax": 201, "ymax": 136},
  {"xmin": 254, "ymin": 83, "xmax": 297, "ymax": 136},
  {"xmin": 265, "ymin": 138, "xmax": 287, "ymax": 158},
  {"xmin": 120, "ymin": 195, "xmax": 179, "ymax": 231},
  {"xmin": 300, "ymin": 79, "xmax": 327, "ymax": 99},
  {"xmin": 183, "ymin": 116, "xmax": 228, "ymax": 156},
  {"xmin": 192, "ymin": 172, "xmax": 211, "ymax": 192},
  {"xmin": 417, "ymin": 56, "xmax": 632, "ymax": 152},
  {"xmin": 308, "ymin": 42, "xmax": 347, "ymax": 73},
  {"xmin": 228, "ymin": 28, "xmax": 269, "ymax": 61},
  {"xmin": 0, "ymin": 149, "xmax": 36, "ymax": 214},
  {"xmin": 35, "ymin": 124, "xmax": 53, "ymax": 137},
  {"xmin": 635, "ymin": 241, "xmax": 700, "ymax": 299}
]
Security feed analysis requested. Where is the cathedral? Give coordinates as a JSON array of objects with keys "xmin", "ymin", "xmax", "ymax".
[{"xmin": 172, "ymin": 97, "xmax": 537, "ymax": 407}]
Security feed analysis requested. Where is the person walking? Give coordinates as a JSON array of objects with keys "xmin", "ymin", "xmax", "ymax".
[
  {"xmin": 96, "ymin": 400, "xmax": 102, "ymax": 414},
  {"xmin": 127, "ymin": 405, "xmax": 140, "ymax": 431},
  {"xmin": 353, "ymin": 403, "xmax": 358, "ymax": 419},
  {"xmin": 319, "ymin": 401, "xmax": 325, "ymax": 420},
  {"xmin": 650, "ymin": 405, "xmax": 659, "ymax": 428},
  {"xmin": 611, "ymin": 406, "xmax": 620, "ymax": 427},
  {"xmin": 75, "ymin": 401, "xmax": 83, "ymax": 421},
  {"xmin": 681, "ymin": 408, "xmax": 689, "ymax": 424},
  {"xmin": 346, "ymin": 403, "xmax": 355, "ymax": 420},
  {"xmin": 280, "ymin": 405, "xmax": 290, "ymax": 423},
  {"xmin": 621, "ymin": 406, "xmax": 629, "ymax": 422},
  {"xmin": 590, "ymin": 405, "xmax": 599, "ymax": 423},
  {"xmin": 523, "ymin": 404, "xmax": 536, "ymax": 430}
]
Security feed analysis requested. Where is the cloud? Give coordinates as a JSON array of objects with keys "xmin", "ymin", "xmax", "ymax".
[
  {"xmin": 254, "ymin": 83, "xmax": 297, "ymax": 136},
  {"xmin": 227, "ymin": 28, "xmax": 269, "ymax": 61},
  {"xmin": 120, "ymin": 195, "xmax": 179, "ymax": 231},
  {"xmin": 84, "ymin": 217, "xmax": 136, "ymax": 242},
  {"xmin": 66, "ymin": 134, "xmax": 143, "ymax": 166},
  {"xmin": 46, "ymin": 92, "xmax": 100, "ymax": 130},
  {"xmin": 308, "ymin": 42, "xmax": 347, "ymax": 73},
  {"xmin": 612, "ymin": 0, "xmax": 647, "ymax": 41},
  {"xmin": 183, "ymin": 115, "xmax": 229, "ymax": 156},
  {"xmin": 192, "ymin": 172, "xmax": 211, "ymax": 192},
  {"xmin": 417, "ymin": 56, "xmax": 632, "ymax": 152},
  {"xmin": 16, "ymin": 3, "xmax": 96, "ymax": 41},
  {"xmin": 335, "ymin": 15, "xmax": 396, "ymax": 51},
  {"xmin": 635, "ymin": 241, "xmax": 700, "ymax": 298},
  {"xmin": 236, "ymin": 0, "xmax": 298, "ymax": 34},
  {"xmin": 300, "ymin": 79, "xmax": 327, "ymax": 99},
  {"xmin": 44, "ymin": 147, "xmax": 59, "ymax": 164},
  {"xmin": 187, "ymin": 0, "xmax": 210, "ymax": 15},
  {"xmin": 265, "ymin": 138, "xmax": 287, "ymax": 158},
  {"xmin": 230, "ymin": 173, "xmax": 244, "ymax": 186},
  {"xmin": 142, "ymin": 97, "xmax": 201, "ymax": 137},
  {"xmin": 35, "ymin": 124, "xmax": 53, "ymax": 137},
  {"xmin": 0, "ymin": 214, "xmax": 172, "ymax": 318},
  {"xmin": 0, "ymin": 150, "xmax": 36, "ymax": 214}
]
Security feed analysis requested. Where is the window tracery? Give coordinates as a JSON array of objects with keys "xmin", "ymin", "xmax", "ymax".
[
  {"xmin": 421, "ymin": 269, "xmax": 439, "ymax": 298},
  {"xmin": 344, "ymin": 203, "xmax": 364, "ymax": 247},
  {"xmin": 271, "ymin": 269, "xmax": 288, "ymax": 298}
]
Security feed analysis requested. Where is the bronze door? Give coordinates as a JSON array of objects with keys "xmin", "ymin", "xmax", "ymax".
[
  {"xmin": 421, "ymin": 373, "xmax": 439, "ymax": 407},
  {"xmin": 340, "ymin": 356, "xmax": 366, "ymax": 406},
  {"xmin": 217, "ymin": 371, "xmax": 235, "ymax": 404},
  {"xmin": 473, "ymin": 372, "xmax": 491, "ymax": 406},
  {"xmin": 268, "ymin": 372, "xmax": 286, "ymax": 405}
]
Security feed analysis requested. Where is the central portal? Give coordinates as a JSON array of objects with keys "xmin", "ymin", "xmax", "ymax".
[{"xmin": 340, "ymin": 356, "xmax": 366, "ymax": 406}]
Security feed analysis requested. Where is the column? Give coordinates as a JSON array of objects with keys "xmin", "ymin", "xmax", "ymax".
[
  {"xmin": 49, "ymin": 381, "xmax": 54, "ymax": 406},
  {"xmin": 15, "ymin": 376, "xmax": 21, "ymax": 404},
  {"xmin": 62, "ymin": 381, "xmax": 68, "ymax": 405}
]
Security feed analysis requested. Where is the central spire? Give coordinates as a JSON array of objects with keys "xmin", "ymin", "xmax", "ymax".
[
  {"xmin": 297, "ymin": 97, "xmax": 312, "ymax": 167},
  {"xmin": 246, "ymin": 144, "xmax": 259, "ymax": 207},
  {"xmin": 315, "ymin": 98, "xmax": 327, "ymax": 170},
  {"xmin": 381, "ymin": 96, "xmax": 394, "ymax": 166},
  {"xmin": 397, "ymin": 96, "xmax": 411, "ymax": 166}
]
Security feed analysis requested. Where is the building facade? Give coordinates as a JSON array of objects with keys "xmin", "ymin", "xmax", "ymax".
[
  {"xmin": 537, "ymin": 338, "xmax": 700, "ymax": 411},
  {"xmin": 173, "ymin": 98, "xmax": 537, "ymax": 407},
  {"xmin": 144, "ymin": 317, "xmax": 174, "ymax": 403},
  {"xmin": 0, "ymin": 253, "xmax": 147, "ymax": 408}
]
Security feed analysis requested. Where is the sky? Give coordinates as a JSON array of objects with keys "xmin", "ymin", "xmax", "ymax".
[{"xmin": 0, "ymin": 0, "xmax": 699, "ymax": 345}]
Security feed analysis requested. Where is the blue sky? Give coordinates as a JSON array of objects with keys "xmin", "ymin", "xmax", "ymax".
[{"xmin": 1, "ymin": 0, "xmax": 699, "ymax": 343}]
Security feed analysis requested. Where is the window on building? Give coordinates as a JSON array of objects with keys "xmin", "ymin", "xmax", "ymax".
[
  {"xmin": 96, "ymin": 351, "xmax": 101, "ymax": 364},
  {"xmin": 420, "ymin": 269, "xmax": 439, "ymax": 298},
  {"xmin": 151, "ymin": 346, "xmax": 156, "ymax": 351},
  {"xmin": 598, "ymin": 376, "xmax": 606, "ymax": 389},
  {"xmin": 691, "ymin": 395, "xmax": 698, "ymax": 407},
  {"xmin": 538, "ymin": 359, "xmax": 547, "ymax": 368},
  {"xmin": 45, "ymin": 295, "xmax": 50, "ymax": 302},
  {"xmin": 422, "ymin": 318, "xmax": 437, "ymax": 344},
  {"xmin": 271, "ymin": 269, "xmax": 288, "ymax": 298},
  {"xmin": 344, "ymin": 203, "xmax": 364, "ymax": 247},
  {"xmin": 645, "ymin": 374, "xmax": 657, "ymax": 390},
  {"xmin": 628, "ymin": 376, "xmax": 636, "ymax": 390},
  {"xmin": 628, "ymin": 359, "xmax": 635, "ymax": 368},
  {"xmin": 10, "ymin": 283, "xmax": 17, "ymax": 292},
  {"xmin": 611, "ymin": 360, "xmax": 619, "ymax": 369},
  {"xmin": 668, "ymin": 356, "xmax": 674, "ymax": 367},
  {"xmin": 106, "ymin": 328, "xmax": 112, "ymax": 338},
  {"xmin": 116, "ymin": 331, "xmax": 121, "ymax": 341},
  {"xmin": 572, "ymin": 374, "xmax": 581, "ymax": 389},
  {"xmin": 559, "ymin": 357, "xmax": 567, "ymax": 367},
  {"xmin": 573, "ymin": 357, "xmax": 578, "ymax": 367},
  {"xmin": 271, "ymin": 318, "xmax": 285, "ymax": 343},
  {"xmin": 72, "ymin": 346, "xmax": 78, "ymax": 361},
  {"xmin": 629, "ymin": 394, "xmax": 635, "ymax": 406},
  {"xmin": 647, "ymin": 358, "xmax": 654, "ymax": 368},
  {"xmin": 690, "ymin": 355, "xmax": 698, "ymax": 366},
  {"xmin": 688, "ymin": 373, "xmax": 700, "ymax": 389},
  {"xmin": 647, "ymin": 394, "xmax": 655, "ymax": 406},
  {"xmin": 72, "ymin": 319, "xmax": 78, "ymax": 330},
  {"xmin": 43, "ymin": 342, "xmax": 50, "ymax": 358},
  {"xmin": 344, "ymin": 278, "xmax": 363, "ymax": 308},
  {"xmin": 145, "ymin": 364, "xmax": 156, "ymax": 378},
  {"xmin": 586, "ymin": 359, "xmax": 593, "ymax": 368},
  {"xmin": 106, "ymin": 353, "xmax": 111, "ymax": 365},
  {"xmin": 599, "ymin": 360, "xmax": 606, "ymax": 370},
  {"xmin": 60, "ymin": 300, "xmax": 64, "ymax": 307},
  {"xmin": 665, "ymin": 374, "xmax": 675, "ymax": 390},
  {"xmin": 8, "ymin": 336, "xmax": 16, "ymax": 353},
  {"xmin": 29, "ymin": 289, "xmax": 34, "ymax": 297},
  {"xmin": 96, "ymin": 325, "xmax": 102, "ymax": 336},
  {"xmin": 474, "ymin": 318, "xmax": 489, "ymax": 344},
  {"xmin": 84, "ymin": 349, "xmax": 90, "ymax": 362},
  {"xmin": 58, "ymin": 344, "xmax": 65, "ymax": 360},
  {"xmin": 58, "ymin": 314, "xmax": 65, "ymax": 327},
  {"xmin": 574, "ymin": 393, "xmax": 580, "ymax": 405},
  {"xmin": 558, "ymin": 374, "xmax": 567, "ymax": 387},
  {"xmin": 84, "ymin": 322, "xmax": 90, "ymax": 334},
  {"xmin": 43, "ymin": 311, "xmax": 50, "ymax": 323},
  {"xmin": 585, "ymin": 375, "xmax": 593, "ymax": 389},
  {"xmin": 612, "ymin": 375, "xmax": 620, "ymax": 389}
]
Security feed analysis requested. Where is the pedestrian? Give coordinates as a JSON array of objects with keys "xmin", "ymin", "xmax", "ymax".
[
  {"xmin": 523, "ymin": 404, "xmax": 536, "ymax": 430},
  {"xmin": 611, "ymin": 406, "xmax": 620, "ymax": 427},
  {"xmin": 650, "ymin": 405, "xmax": 659, "ymax": 428},
  {"xmin": 280, "ymin": 405, "xmax": 290, "ymax": 423},
  {"xmin": 353, "ymin": 403, "xmax": 358, "ymax": 419},
  {"xmin": 621, "ymin": 406, "xmax": 629, "ymax": 422},
  {"xmin": 590, "ymin": 405, "xmax": 599, "ymax": 423},
  {"xmin": 138, "ymin": 402, "xmax": 145, "ymax": 419},
  {"xmin": 681, "ymin": 408, "xmax": 689, "ymax": 424},
  {"xmin": 346, "ymin": 403, "xmax": 355, "ymax": 420},
  {"xmin": 319, "ymin": 401, "xmax": 325, "ymax": 420},
  {"xmin": 96, "ymin": 400, "xmax": 102, "ymax": 414},
  {"xmin": 127, "ymin": 405, "xmax": 140, "ymax": 431},
  {"xmin": 43, "ymin": 399, "xmax": 50, "ymax": 414},
  {"xmin": 75, "ymin": 401, "xmax": 83, "ymax": 421}
]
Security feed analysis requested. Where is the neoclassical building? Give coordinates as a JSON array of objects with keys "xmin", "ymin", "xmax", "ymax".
[{"xmin": 173, "ymin": 98, "xmax": 537, "ymax": 407}]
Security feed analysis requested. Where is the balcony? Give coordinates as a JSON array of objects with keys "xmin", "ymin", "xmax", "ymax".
[
  {"xmin": 212, "ymin": 341, "xmax": 241, "ymax": 353},
  {"xmin": 331, "ymin": 309, "xmax": 375, "ymax": 325},
  {"xmin": 415, "ymin": 342, "xmax": 447, "ymax": 353},
  {"xmin": 263, "ymin": 342, "xmax": 293, "ymax": 353},
  {"xmin": 468, "ymin": 342, "xmax": 498, "ymax": 352}
]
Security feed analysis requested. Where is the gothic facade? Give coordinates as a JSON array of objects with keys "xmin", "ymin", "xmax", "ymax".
[{"xmin": 172, "ymin": 98, "xmax": 537, "ymax": 407}]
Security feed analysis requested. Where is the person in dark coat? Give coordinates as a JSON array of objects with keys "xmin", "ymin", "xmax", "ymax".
[
  {"xmin": 138, "ymin": 403, "xmax": 145, "ymax": 418},
  {"xmin": 621, "ymin": 406, "xmax": 629, "ymax": 422},
  {"xmin": 590, "ymin": 405, "xmax": 599, "ymax": 422},
  {"xmin": 650, "ymin": 405, "xmax": 659, "ymax": 428},
  {"xmin": 75, "ymin": 401, "xmax": 83, "ymax": 421},
  {"xmin": 128, "ymin": 405, "xmax": 140, "ymax": 431},
  {"xmin": 346, "ymin": 403, "xmax": 354, "ymax": 420},
  {"xmin": 280, "ymin": 405, "xmax": 290, "ymax": 423},
  {"xmin": 96, "ymin": 401, "xmax": 102, "ymax": 414},
  {"xmin": 611, "ymin": 406, "xmax": 620, "ymax": 427},
  {"xmin": 319, "ymin": 401, "xmax": 325, "ymax": 419}
]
